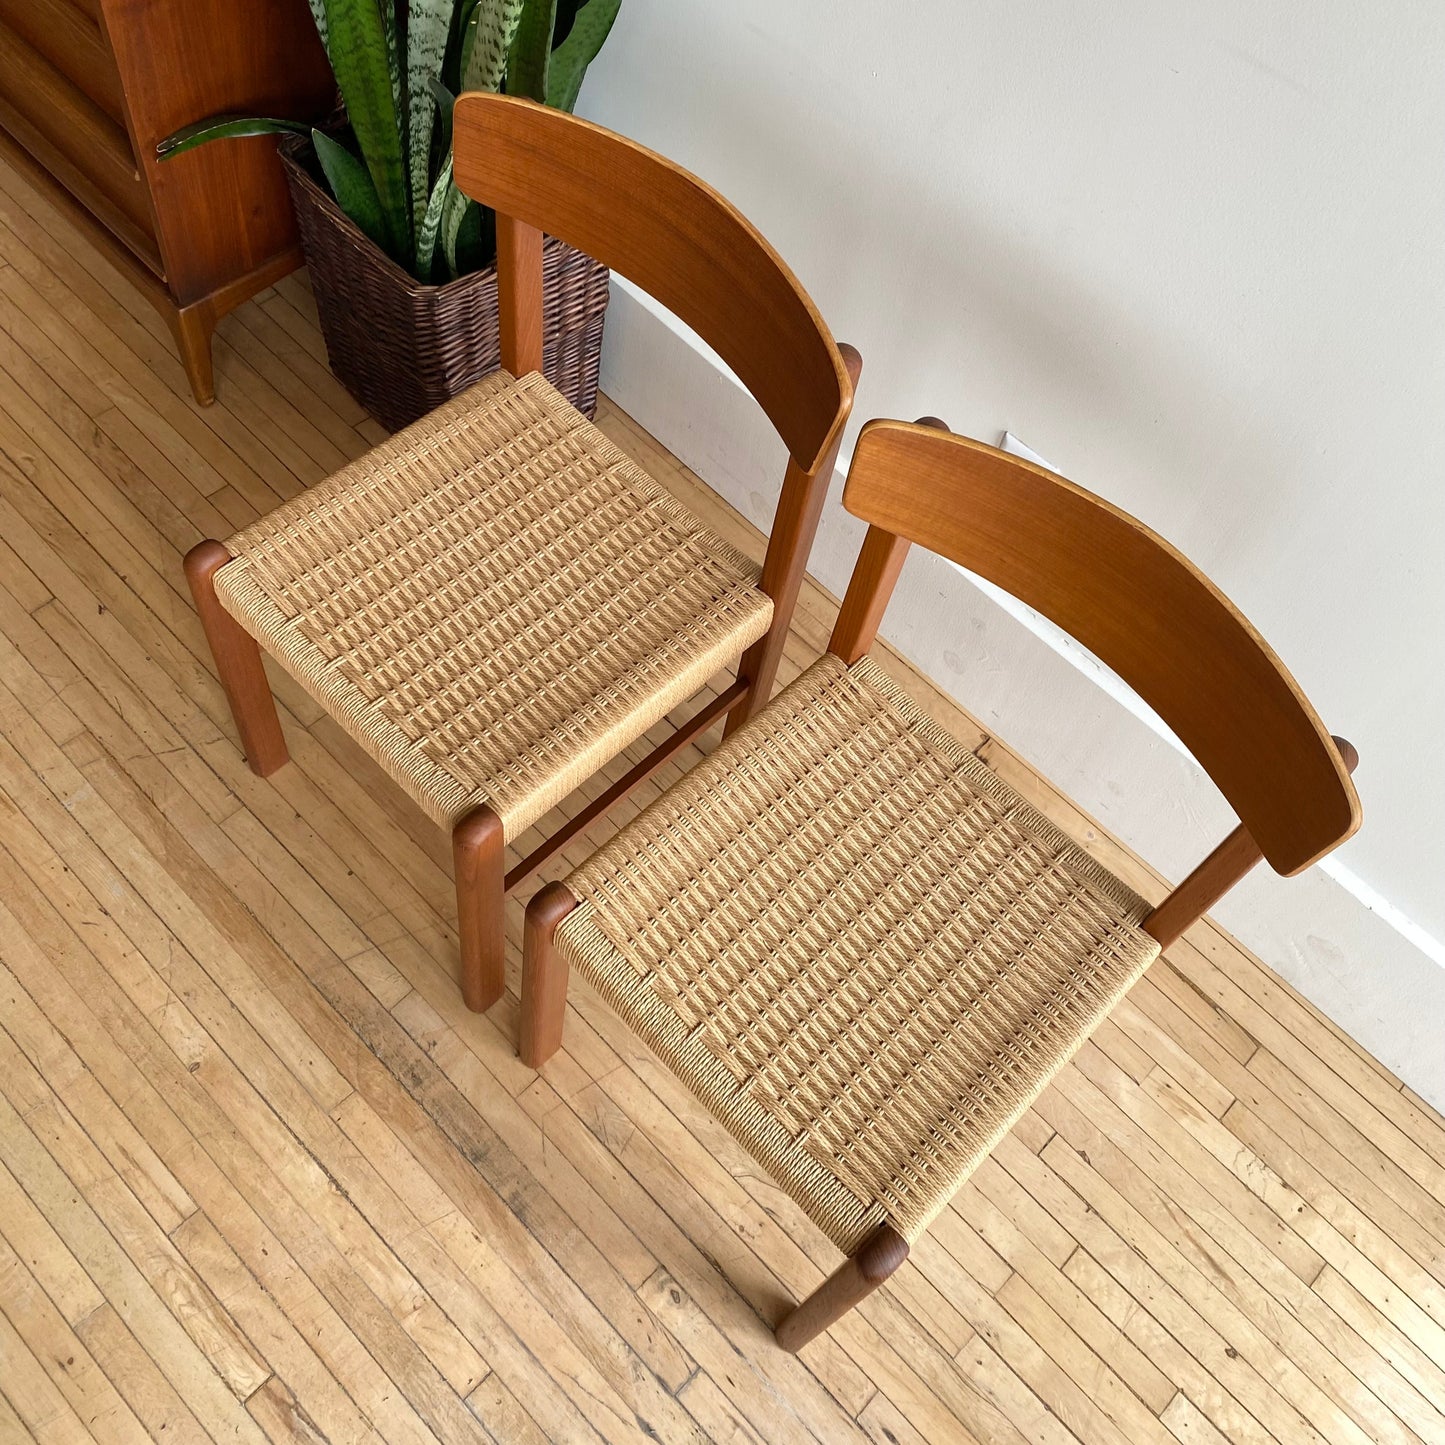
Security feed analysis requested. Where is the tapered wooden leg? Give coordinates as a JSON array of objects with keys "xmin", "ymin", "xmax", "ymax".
[
  {"xmin": 519, "ymin": 881, "xmax": 578, "ymax": 1066},
  {"xmin": 774, "ymin": 1224, "xmax": 908, "ymax": 1352},
  {"xmin": 184, "ymin": 541, "xmax": 289, "ymax": 776},
  {"xmin": 454, "ymin": 805, "xmax": 506, "ymax": 1012},
  {"xmin": 171, "ymin": 303, "xmax": 216, "ymax": 406}
]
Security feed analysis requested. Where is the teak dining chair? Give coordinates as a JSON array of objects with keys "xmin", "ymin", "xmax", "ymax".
[
  {"xmin": 183, "ymin": 94, "xmax": 858, "ymax": 1013},
  {"xmin": 520, "ymin": 418, "xmax": 1362, "ymax": 1349}
]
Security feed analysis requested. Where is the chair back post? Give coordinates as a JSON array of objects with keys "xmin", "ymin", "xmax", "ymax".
[
  {"xmin": 724, "ymin": 345, "xmax": 863, "ymax": 735},
  {"xmin": 1142, "ymin": 824, "xmax": 1263, "ymax": 951},
  {"xmin": 1142, "ymin": 734, "xmax": 1359, "ymax": 949},
  {"xmin": 497, "ymin": 213, "xmax": 544, "ymax": 376},
  {"xmin": 827, "ymin": 417, "xmax": 950, "ymax": 665},
  {"xmin": 827, "ymin": 526, "xmax": 912, "ymax": 664},
  {"xmin": 837, "ymin": 420, "xmax": 1361, "ymax": 880}
]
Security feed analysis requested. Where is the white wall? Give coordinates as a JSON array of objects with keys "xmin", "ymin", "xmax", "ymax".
[{"xmin": 576, "ymin": 2, "xmax": 1445, "ymax": 1102}]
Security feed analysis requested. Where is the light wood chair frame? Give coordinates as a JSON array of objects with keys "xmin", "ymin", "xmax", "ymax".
[
  {"xmin": 522, "ymin": 417, "xmax": 1361, "ymax": 1349},
  {"xmin": 184, "ymin": 95, "xmax": 858, "ymax": 1017}
]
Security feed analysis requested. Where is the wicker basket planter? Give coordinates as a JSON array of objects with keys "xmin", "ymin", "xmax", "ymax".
[{"xmin": 279, "ymin": 136, "xmax": 610, "ymax": 432}]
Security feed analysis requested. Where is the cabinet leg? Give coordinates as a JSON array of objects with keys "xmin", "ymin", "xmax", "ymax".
[{"xmin": 171, "ymin": 304, "xmax": 216, "ymax": 406}]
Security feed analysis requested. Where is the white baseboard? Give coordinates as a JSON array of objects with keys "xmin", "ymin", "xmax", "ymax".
[{"xmin": 599, "ymin": 277, "xmax": 1445, "ymax": 1111}]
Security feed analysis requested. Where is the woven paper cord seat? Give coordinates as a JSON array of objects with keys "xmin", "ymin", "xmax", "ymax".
[
  {"xmin": 212, "ymin": 369, "xmax": 773, "ymax": 839},
  {"xmin": 554, "ymin": 653, "xmax": 1161, "ymax": 1253}
]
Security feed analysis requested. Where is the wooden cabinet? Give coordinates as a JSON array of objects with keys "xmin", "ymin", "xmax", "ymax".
[{"xmin": 0, "ymin": 0, "xmax": 332, "ymax": 403}]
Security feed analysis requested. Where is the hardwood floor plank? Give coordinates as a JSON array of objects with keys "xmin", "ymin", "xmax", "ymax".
[
  {"xmin": 0, "ymin": 871, "xmax": 449, "ymax": 1445},
  {"xmin": 0, "ymin": 1154, "xmax": 105, "ymax": 1327},
  {"xmin": 73, "ymin": 1304, "xmax": 212, "ymax": 1445},
  {"xmin": 0, "ymin": 1089, "xmax": 270, "ymax": 1444},
  {"xmin": 0, "ymin": 1300, "xmax": 97, "ymax": 1444},
  {"xmin": 1035, "ymin": 1099, "xmax": 1383, "ymax": 1445},
  {"xmin": 0, "ymin": 1235, "xmax": 153, "ymax": 1444}
]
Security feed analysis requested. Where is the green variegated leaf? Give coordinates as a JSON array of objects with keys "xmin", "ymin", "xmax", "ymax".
[
  {"xmin": 453, "ymin": 196, "xmax": 488, "ymax": 274},
  {"xmin": 312, "ymin": 128, "xmax": 388, "ymax": 249},
  {"xmin": 506, "ymin": 0, "xmax": 557, "ymax": 103},
  {"xmin": 544, "ymin": 0, "xmax": 619, "ymax": 112},
  {"xmin": 156, "ymin": 114, "xmax": 310, "ymax": 159},
  {"xmin": 406, "ymin": 0, "xmax": 452, "ymax": 221},
  {"xmin": 380, "ymin": 0, "xmax": 402, "ymax": 120},
  {"xmin": 428, "ymin": 77, "xmax": 456, "ymax": 153},
  {"xmin": 444, "ymin": 0, "xmax": 477, "ymax": 90},
  {"xmin": 305, "ymin": 0, "xmax": 329, "ymax": 50},
  {"xmin": 322, "ymin": 0, "xmax": 411, "ymax": 259},
  {"xmin": 463, "ymin": 0, "xmax": 525, "ymax": 93},
  {"xmin": 552, "ymin": 0, "xmax": 582, "ymax": 46},
  {"xmin": 457, "ymin": 0, "xmax": 480, "ymax": 80},
  {"xmin": 413, "ymin": 153, "xmax": 453, "ymax": 279},
  {"xmin": 441, "ymin": 176, "xmax": 471, "ymax": 278}
]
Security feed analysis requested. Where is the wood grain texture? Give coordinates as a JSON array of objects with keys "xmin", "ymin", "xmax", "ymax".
[
  {"xmin": 827, "ymin": 523, "xmax": 913, "ymax": 665},
  {"xmin": 0, "ymin": 121, "xmax": 163, "ymax": 279},
  {"xmin": 0, "ymin": 148, "xmax": 1439, "ymax": 1445},
  {"xmin": 827, "ymin": 417, "xmax": 947, "ymax": 665},
  {"xmin": 496, "ymin": 213, "xmax": 545, "ymax": 378},
  {"xmin": 0, "ymin": 0, "xmax": 333, "ymax": 402},
  {"xmin": 519, "ymin": 881, "xmax": 579, "ymax": 1068},
  {"xmin": 0, "ymin": 19, "xmax": 153, "ymax": 240},
  {"xmin": 183, "ymin": 540, "xmax": 289, "ymax": 777},
  {"xmin": 0, "ymin": 0, "xmax": 125, "ymax": 121},
  {"xmin": 1143, "ymin": 824, "xmax": 1266, "ymax": 950},
  {"xmin": 841, "ymin": 419, "xmax": 1361, "ymax": 876},
  {"xmin": 453, "ymin": 92, "xmax": 854, "ymax": 474},
  {"xmin": 97, "ymin": 0, "xmax": 333, "ymax": 304},
  {"xmin": 453, "ymin": 804, "xmax": 506, "ymax": 1013}
]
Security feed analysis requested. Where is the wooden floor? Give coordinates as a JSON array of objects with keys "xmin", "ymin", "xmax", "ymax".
[{"xmin": 0, "ymin": 155, "xmax": 1443, "ymax": 1445}]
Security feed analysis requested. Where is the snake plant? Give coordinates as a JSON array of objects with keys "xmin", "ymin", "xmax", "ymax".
[{"xmin": 157, "ymin": 0, "xmax": 621, "ymax": 282}]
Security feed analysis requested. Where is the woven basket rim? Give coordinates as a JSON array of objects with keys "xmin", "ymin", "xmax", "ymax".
[{"xmin": 279, "ymin": 132, "xmax": 579, "ymax": 301}]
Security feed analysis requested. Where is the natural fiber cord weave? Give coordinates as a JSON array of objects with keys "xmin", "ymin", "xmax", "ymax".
[
  {"xmin": 214, "ymin": 370, "xmax": 771, "ymax": 838},
  {"xmin": 556, "ymin": 655, "xmax": 1160, "ymax": 1253}
]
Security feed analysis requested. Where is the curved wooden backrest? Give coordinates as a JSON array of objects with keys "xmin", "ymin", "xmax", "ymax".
[
  {"xmin": 451, "ymin": 93, "xmax": 852, "ymax": 474},
  {"xmin": 842, "ymin": 420, "xmax": 1360, "ymax": 876}
]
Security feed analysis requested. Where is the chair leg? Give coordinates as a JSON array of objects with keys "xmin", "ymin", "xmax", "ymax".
[
  {"xmin": 519, "ymin": 881, "xmax": 578, "ymax": 1067},
  {"xmin": 774, "ymin": 1224, "xmax": 909, "ymax": 1352},
  {"xmin": 183, "ymin": 540, "xmax": 289, "ymax": 777},
  {"xmin": 453, "ymin": 806, "xmax": 506, "ymax": 1012},
  {"xmin": 722, "ymin": 635, "xmax": 778, "ymax": 741}
]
